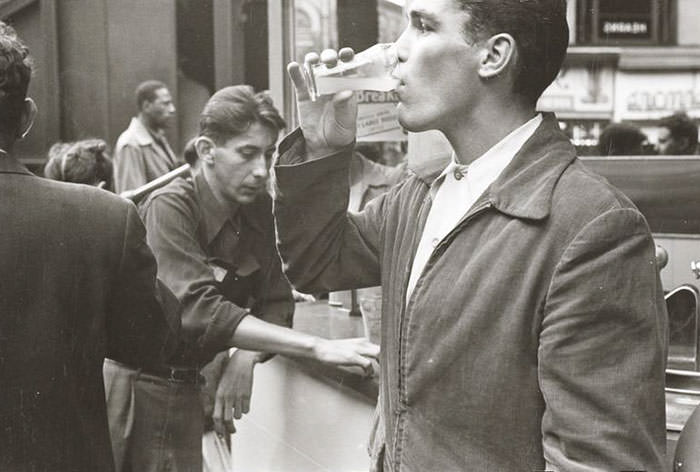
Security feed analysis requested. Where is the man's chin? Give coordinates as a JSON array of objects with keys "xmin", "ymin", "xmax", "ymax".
[{"xmin": 397, "ymin": 110, "xmax": 432, "ymax": 134}]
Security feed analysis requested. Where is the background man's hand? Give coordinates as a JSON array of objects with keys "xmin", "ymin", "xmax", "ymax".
[
  {"xmin": 312, "ymin": 337, "xmax": 379, "ymax": 377},
  {"xmin": 212, "ymin": 349, "xmax": 263, "ymax": 436},
  {"xmin": 287, "ymin": 48, "xmax": 358, "ymax": 159}
]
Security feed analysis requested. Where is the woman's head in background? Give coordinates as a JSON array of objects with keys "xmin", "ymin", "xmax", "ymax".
[{"xmin": 44, "ymin": 139, "xmax": 113, "ymax": 189}]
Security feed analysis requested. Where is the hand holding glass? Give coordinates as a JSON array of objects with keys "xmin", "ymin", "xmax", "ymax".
[{"xmin": 304, "ymin": 43, "xmax": 399, "ymax": 101}]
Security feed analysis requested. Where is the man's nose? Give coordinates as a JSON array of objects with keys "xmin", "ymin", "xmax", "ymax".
[
  {"xmin": 251, "ymin": 156, "xmax": 269, "ymax": 179},
  {"xmin": 394, "ymin": 28, "xmax": 410, "ymax": 63}
]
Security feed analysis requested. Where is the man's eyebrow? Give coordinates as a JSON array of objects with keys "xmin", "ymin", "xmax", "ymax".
[
  {"xmin": 408, "ymin": 9, "xmax": 441, "ymax": 25},
  {"xmin": 235, "ymin": 143, "xmax": 263, "ymax": 151}
]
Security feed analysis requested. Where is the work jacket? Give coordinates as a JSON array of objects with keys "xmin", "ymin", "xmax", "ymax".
[{"xmin": 273, "ymin": 114, "xmax": 667, "ymax": 471}]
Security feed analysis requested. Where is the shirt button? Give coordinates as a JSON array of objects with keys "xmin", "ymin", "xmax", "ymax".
[
  {"xmin": 431, "ymin": 238, "xmax": 439, "ymax": 248},
  {"xmin": 453, "ymin": 169, "xmax": 464, "ymax": 180}
]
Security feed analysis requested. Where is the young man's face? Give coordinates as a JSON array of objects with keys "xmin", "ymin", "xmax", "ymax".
[
  {"xmin": 209, "ymin": 121, "xmax": 276, "ymax": 205},
  {"xmin": 393, "ymin": 0, "xmax": 478, "ymax": 133},
  {"xmin": 656, "ymin": 127, "xmax": 688, "ymax": 155},
  {"xmin": 143, "ymin": 88, "xmax": 176, "ymax": 130}
]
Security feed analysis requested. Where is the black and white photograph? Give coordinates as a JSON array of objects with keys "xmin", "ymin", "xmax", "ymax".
[{"xmin": 0, "ymin": 0, "xmax": 698, "ymax": 471}]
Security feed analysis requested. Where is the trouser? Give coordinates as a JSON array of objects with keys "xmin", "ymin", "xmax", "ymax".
[{"xmin": 103, "ymin": 358, "xmax": 204, "ymax": 472}]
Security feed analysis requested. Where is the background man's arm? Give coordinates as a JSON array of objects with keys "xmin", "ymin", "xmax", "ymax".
[{"xmin": 539, "ymin": 208, "xmax": 667, "ymax": 471}]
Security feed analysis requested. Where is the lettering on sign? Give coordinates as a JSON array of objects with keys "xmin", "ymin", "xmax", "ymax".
[
  {"xmin": 357, "ymin": 90, "xmax": 399, "ymax": 104},
  {"xmin": 601, "ymin": 21, "xmax": 648, "ymax": 35},
  {"xmin": 627, "ymin": 90, "xmax": 700, "ymax": 113},
  {"xmin": 357, "ymin": 90, "xmax": 405, "ymax": 142}
]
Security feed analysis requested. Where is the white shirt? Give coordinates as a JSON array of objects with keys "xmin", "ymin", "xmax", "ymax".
[{"xmin": 405, "ymin": 114, "xmax": 543, "ymax": 303}]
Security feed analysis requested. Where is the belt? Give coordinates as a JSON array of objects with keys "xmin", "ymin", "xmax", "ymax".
[{"xmin": 140, "ymin": 366, "xmax": 203, "ymax": 384}]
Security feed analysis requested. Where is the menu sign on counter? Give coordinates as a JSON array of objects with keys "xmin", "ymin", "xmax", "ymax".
[{"xmin": 356, "ymin": 90, "xmax": 406, "ymax": 142}]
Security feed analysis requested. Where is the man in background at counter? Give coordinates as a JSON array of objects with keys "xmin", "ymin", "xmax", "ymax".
[
  {"xmin": 273, "ymin": 0, "xmax": 667, "ymax": 470},
  {"xmin": 111, "ymin": 84, "xmax": 378, "ymax": 471},
  {"xmin": 657, "ymin": 111, "xmax": 698, "ymax": 155},
  {"xmin": 113, "ymin": 80, "xmax": 179, "ymax": 193}
]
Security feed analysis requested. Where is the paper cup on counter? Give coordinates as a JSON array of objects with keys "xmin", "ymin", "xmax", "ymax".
[{"xmin": 359, "ymin": 294, "xmax": 382, "ymax": 345}]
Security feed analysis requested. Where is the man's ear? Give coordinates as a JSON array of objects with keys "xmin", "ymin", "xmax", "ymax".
[
  {"xmin": 195, "ymin": 136, "xmax": 216, "ymax": 165},
  {"xmin": 478, "ymin": 33, "xmax": 516, "ymax": 80},
  {"xmin": 18, "ymin": 97, "xmax": 37, "ymax": 139}
]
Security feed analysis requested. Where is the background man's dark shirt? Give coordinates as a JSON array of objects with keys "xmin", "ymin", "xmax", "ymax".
[{"xmin": 140, "ymin": 171, "xmax": 294, "ymax": 366}]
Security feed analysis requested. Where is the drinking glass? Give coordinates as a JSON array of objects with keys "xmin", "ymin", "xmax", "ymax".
[{"xmin": 304, "ymin": 43, "xmax": 399, "ymax": 101}]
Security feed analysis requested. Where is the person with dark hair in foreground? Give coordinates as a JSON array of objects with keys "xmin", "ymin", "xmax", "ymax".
[
  {"xmin": 657, "ymin": 111, "xmax": 698, "ymax": 155},
  {"xmin": 104, "ymin": 84, "xmax": 378, "ymax": 471},
  {"xmin": 0, "ymin": 22, "xmax": 179, "ymax": 471},
  {"xmin": 113, "ymin": 79, "xmax": 180, "ymax": 193},
  {"xmin": 273, "ymin": 0, "xmax": 667, "ymax": 470}
]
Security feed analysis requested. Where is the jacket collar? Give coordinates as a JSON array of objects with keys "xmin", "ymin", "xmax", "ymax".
[
  {"xmin": 485, "ymin": 112, "xmax": 576, "ymax": 220},
  {"xmin": 0, "ymin": 155, "xmax": 33, "ymax": 176},
  {"xmin": 411, "ymin": 113, "xmax": 575, "ymax": 221},
  {"xmin": 193, "ymin": 171, "xmax": 266, "ymax": 244},
  {"xmin": 128, "ymin": 117, "xmax": 159, "ymax": 147}
]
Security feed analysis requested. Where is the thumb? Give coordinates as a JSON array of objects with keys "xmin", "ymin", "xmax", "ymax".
[{"xmin": 332, "ymin": 90, "xmax": 357, "ymax": 119}]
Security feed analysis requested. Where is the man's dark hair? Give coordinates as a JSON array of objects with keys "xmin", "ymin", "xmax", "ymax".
[
  {"xmin": 457, "ymin": 0, "xmax": 569, "ymax": 105},
  {"xmin": 135, "ymin": 80, "xmax": 168, "ymax": 110},
  {"xmin": 597, "ymin": 123, "xmax": 647, "ymax": 156},
  {"xmin": 659, "ymin": 112, "xmax": 698, "ymax": 154},
  {"xmin": 0, "ymin": 21, "xmax": 32, "ymax": 137},
  {"xmin": 199, "ymin": 85, "xmax": 286, "ymax": 145}
]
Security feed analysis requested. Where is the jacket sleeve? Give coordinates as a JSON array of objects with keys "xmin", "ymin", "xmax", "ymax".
[
  {"xmin": 105, "ymin": 202, "xmax": 180, "ymax": 369},
  {"xmin": 250, "ymin": 246, "xmax": 294, "ymax": 329},
  {"xmin": 141, "ymin": 192, "xmax": 249, "ymax": 364},
  {"xmin": 114, "ymin": 143, "xmax": 148, "ymax": 194},
  {"xmin": 273, "ymin": 129, "xmax": 385, "ymax": 293},
  {"xmin": 539, "ymin": 207, "xmax": 668, "ymax": 472}
]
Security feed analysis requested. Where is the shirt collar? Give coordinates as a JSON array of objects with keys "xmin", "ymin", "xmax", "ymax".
[
  {"xmin": 435, "ymin": 113, "xmax": 543, "ymax": 187},
  {"xmin": 194, "ymin": 171, "xmax": 237, "ymax": 245},
  {"xmin": 194, "ymin": 171, "xmax": 267, "ymax": 244},
  {"xmin": 411, "ymin": 112, "xmax": 577, "ymax": 221}
]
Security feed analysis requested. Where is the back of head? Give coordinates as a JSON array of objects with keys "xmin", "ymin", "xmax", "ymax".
[
  {"xmin": 135, "ymin": 79, "xmax": 168, "ymax": 111},
  {"xmin": 598, "ymin": 123, "xmax": 647, "ymax": 156},
  {"xmin": 44, "ymin": 139, "xmax": 113, "ymax": 187},
  {"xmin": 457, "ymin": 0, "xmax": 569, "ymax": 105},
  {"xmin": 198, "ymin": 85, "xmax": 285, "ymax": 145},
  {"xmin": 0, "ymin": 21, "xmax": 32, "ymax": 139},
  {"xmin": 659, "ymin": 112, "xmax": 698, "ymax": 154}
]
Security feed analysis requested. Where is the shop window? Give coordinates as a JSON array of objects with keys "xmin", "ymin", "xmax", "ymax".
[{"xmin": 577, "ymin": 0, "xmax": 672, "ymax": 45}]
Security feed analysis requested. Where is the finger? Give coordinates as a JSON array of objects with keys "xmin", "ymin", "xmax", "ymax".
[
  {"xmin": 320, "ymin": 49, "xmax": 338, "ymax": 68},
  {"xmin": 213, "ymin": 397, "xmax": 225, "ymax": 436},
  {"xmin": 304, "ymin": 51, "xmax": 320, "ymax": 66},
  {"xmin": 242, "ymin": 396, "xmax": 250, "ymax": 415},
  {"xmin": 355, "ymin": 355, "xmax": 373, "ymax": 377},
  {"xmin": 347, "ymin": 338, "xmax": 380, "ymax": 358},
  {"xmin": 233, "ymin": 397, "xmax": 243, "ymax": 420},
  {"xmin": 338, "ymin": 47, "xmax": 354, "ymax": 63},
  {"xmin": 332, "ymin": 90, "xmax": 357, "ymax": 120},
  {"xmin": 225, "ymin": 397, "xmax": 235, "ymax": 433},
  {"xmin": 287, "ymin": 62, "xmax": 310, "ymax": 102}
]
